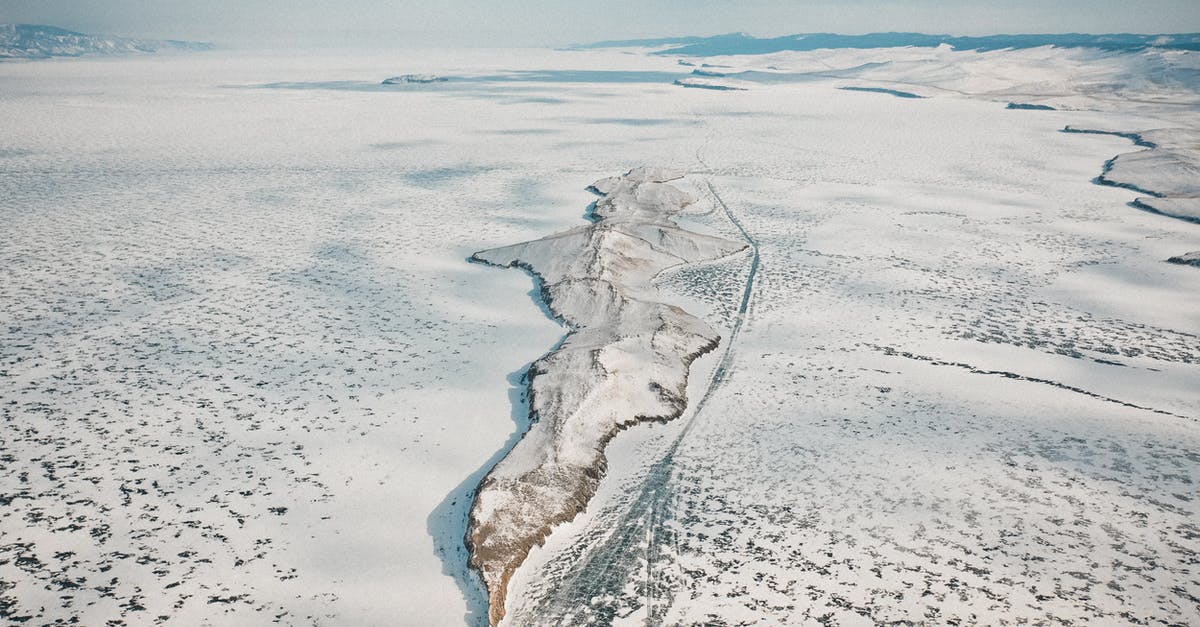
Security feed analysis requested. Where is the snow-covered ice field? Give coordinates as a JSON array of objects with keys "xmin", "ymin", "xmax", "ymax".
[{"xmin": 2, "ymin": 44, "xmax": 1198, "ymax": 625}]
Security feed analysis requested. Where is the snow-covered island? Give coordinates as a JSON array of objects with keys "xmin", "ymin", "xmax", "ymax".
[{"xmin": 467, "ymin": 168, "xmax": 746, "ymax": 625}]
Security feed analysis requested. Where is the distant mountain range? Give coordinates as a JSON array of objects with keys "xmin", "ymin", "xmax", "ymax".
[
  {"xmin": 573, "ymin": 31, "xmax": 1200, "ymax": 55},
  {"xmin": 0, "ymin": 24, "xmax": 213, "ymax": 59}
]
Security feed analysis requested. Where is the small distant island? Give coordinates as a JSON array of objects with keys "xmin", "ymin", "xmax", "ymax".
[
  {"xmin": 1007, "ymin": 102, "xmax": 1058, "ymax": 110},
  {"xmin": 0, "ymin": 24, "xmax": 212, "ymax": 59},
  {"xmin": 381, "ymin": 74, "xmax": 448, "ymax": 85}
]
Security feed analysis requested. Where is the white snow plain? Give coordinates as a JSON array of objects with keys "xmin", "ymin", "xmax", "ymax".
[{"xmin": 1, "ymin": 43, "xmax": 1198, "ymax": 626}]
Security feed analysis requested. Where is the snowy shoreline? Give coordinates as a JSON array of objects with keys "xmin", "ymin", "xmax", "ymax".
[{"xmin": 1062, "ymin": 125, "xmax": 1200, "ymax": 267}]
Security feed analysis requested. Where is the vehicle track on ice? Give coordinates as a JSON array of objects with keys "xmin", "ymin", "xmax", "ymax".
[{"xmin": 511, "ymin": 177, "xmax": 759, "ymax": 625}]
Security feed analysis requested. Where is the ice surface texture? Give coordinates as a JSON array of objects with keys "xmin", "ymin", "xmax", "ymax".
[{"xmin": 467, "ymin": 168, "xmax": 746, "ymax": 625}]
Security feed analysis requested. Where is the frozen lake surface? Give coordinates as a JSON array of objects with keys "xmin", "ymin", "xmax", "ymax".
[{"xmin": 1, "ymin": 44, "xmax": 1198, "ymax": 625}]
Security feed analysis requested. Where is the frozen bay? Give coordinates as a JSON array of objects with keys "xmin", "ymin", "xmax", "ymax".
[{"xmin": 1, "ymin": 44, "xmax": 1198, "ymax": 625}]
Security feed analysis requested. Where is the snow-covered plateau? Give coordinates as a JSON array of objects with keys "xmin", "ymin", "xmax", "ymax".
[{"xmin": 1, "ymin": 40, "xmax": 1198, "ymax": 626}]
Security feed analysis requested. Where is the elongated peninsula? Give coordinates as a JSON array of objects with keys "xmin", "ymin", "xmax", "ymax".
[{"xmin": 466, "ymin": 168, "xmax": 747, "ymax": 625}]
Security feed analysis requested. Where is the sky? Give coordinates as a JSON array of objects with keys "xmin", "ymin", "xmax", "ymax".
[{"xmin": 2, "ymin": 0, "xmax": 1198, "ymax": 48}]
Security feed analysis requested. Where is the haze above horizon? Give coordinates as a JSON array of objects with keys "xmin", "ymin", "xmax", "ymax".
[{"xmin": 2, "ymin": 0, "xmax": 1198, "ymax": 49}]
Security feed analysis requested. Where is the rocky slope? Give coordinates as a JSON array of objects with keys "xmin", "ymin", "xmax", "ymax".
[{"xmin": 466, "ymin": 168, "xmax": 747, "ymax": 625}]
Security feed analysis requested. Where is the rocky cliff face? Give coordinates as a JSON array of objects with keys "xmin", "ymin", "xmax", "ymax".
[{"xmin": 467, "ymin": 168, "xmax": 747, "ymax": 625}]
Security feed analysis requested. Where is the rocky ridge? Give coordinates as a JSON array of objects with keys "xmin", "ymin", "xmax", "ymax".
[{"xmin": 466, "ymin": 168, "xmax": 747, "ymax": 625}]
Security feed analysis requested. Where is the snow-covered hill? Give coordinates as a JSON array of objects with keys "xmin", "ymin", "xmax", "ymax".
[{"xmin": 0, "ymin": 24, "xmax": 212, "ymax": 59}]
